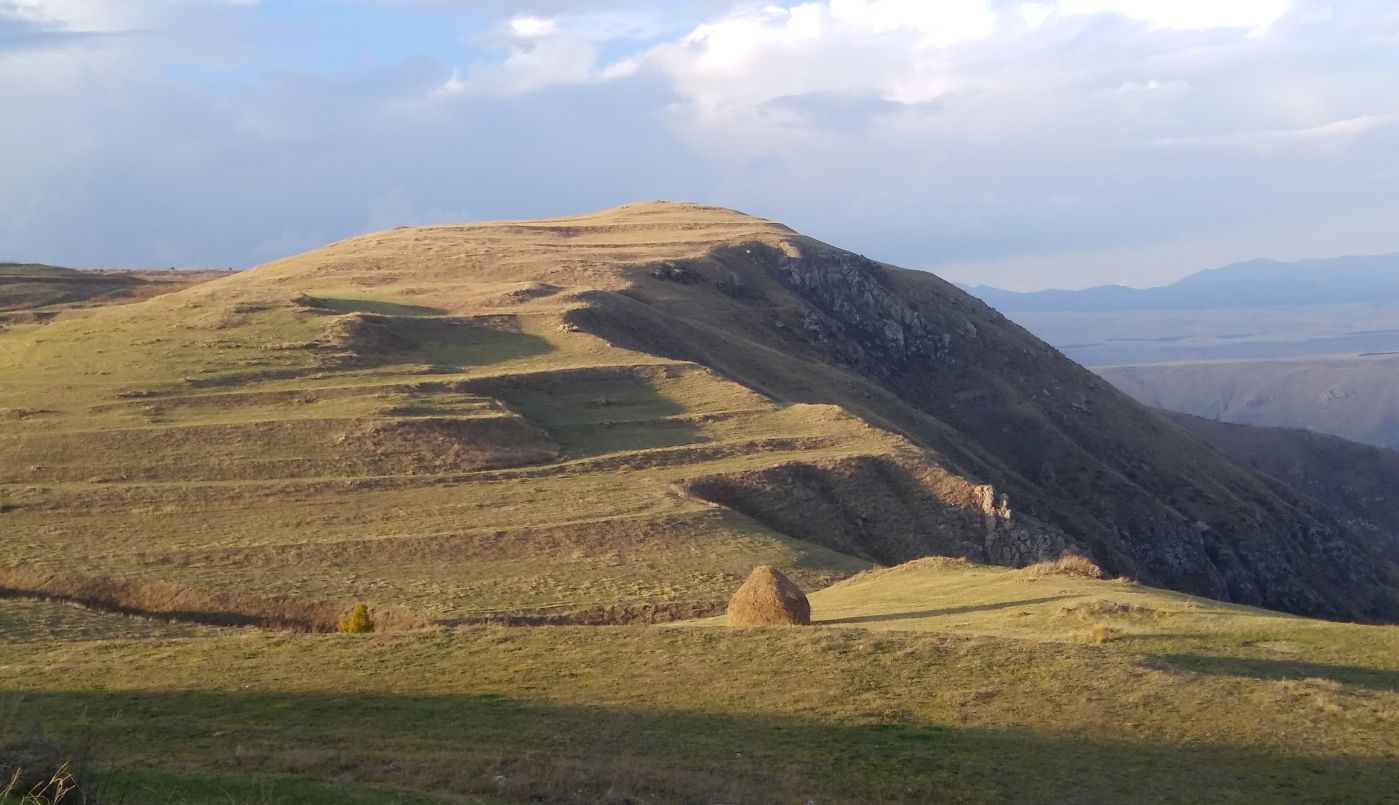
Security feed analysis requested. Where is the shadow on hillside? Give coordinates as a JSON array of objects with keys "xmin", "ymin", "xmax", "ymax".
[
  {"xmin": 1156, "ymin": 653, "xmax": 1399, "ymax": 692},
  {"xmin": 5, "ymin": 689, "xmax": 1395, "ymax": 804},
  {"xmin": 816, "ymin": 595, "xmax": 1074, "ymax": 625},
  {"xmin": 329, "ymin": 316, "xmax": 555, "ymax": 371},
  {"xmin": 312, "ymin": 297, "xmax": 447, "ymax": 317},
  {"xmin": 480, "ymin": 373, "xmax": 706, "ymax": 457}
]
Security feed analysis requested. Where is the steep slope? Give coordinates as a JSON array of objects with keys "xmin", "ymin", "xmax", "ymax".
[
  {"xmin": 0, "ymin": 202, "xmax": 1395, "ymax": 623},
  {"xmin": 1165, "ymin": 412, "xmax": 1399, "ymax": 564}
]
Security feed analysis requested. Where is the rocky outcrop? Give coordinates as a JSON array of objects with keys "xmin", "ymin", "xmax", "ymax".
[
  {"xmin": 770, "ymin": 246, "xmax": 947, "ymax": 375},
  {"xmin": 679, "ymin": 454, "xmax": 1072, "ymax": 569}
]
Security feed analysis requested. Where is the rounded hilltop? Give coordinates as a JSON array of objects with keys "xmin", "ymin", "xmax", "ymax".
[{"xmin": 211, "ymin": 199, "xmax": 800, "ymax": 300}]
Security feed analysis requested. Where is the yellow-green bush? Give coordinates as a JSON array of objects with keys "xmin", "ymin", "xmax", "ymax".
[{"xmin": 338, "ymin": 603, "xmax": 375, "ymax": 634}]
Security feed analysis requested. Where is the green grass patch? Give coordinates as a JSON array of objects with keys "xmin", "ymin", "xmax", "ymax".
[
  {"xmin": 312, "ymin": 296, "xmax": 447, "ymax": 317},
  {"xmin": 1, "ymin": 624, "xmax": 1395, "ymax": 803}
]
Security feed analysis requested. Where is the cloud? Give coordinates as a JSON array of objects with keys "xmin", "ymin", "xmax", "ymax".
[
  {"xmin": 1055, "ymin": 0, "xmax": 1290, "ymax": 31},
  {"xmin": 1154, "ymin": 113, "xmax": 1399, "ymax": 150},
  {"xmin": 759, "ymin": 90, "xmax": 916, "ymax": 133},
  {"xmin": 0, "ymin": 13, "xmax": 112, "ymax": 50},
  {"xmin": 0, "ymin": 0, "xmax": 257, "ymax": 32},
  {"xmin": 1, "ymin": 0, "xmax": 1398, "ymax": 292}
]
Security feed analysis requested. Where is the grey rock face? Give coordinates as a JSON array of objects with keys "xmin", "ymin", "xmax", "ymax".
[{"xmin": 772, "ymin": 249, "xmax": 943, "ymax": 374}]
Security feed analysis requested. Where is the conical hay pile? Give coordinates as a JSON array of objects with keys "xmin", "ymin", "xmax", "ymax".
[{"xmin": 726, "ymin": 565, "xmax": 811, "ymax": 626}]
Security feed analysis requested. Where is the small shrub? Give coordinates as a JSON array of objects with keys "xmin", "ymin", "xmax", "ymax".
[
  {"xmin": 0, "ymin": 736, "xmax": 93, "ymax": 804},
  {"xmin": 1083, "ymin": 623, "xmax": 1126, "ymax": 644},
  {"xmin": 338, "ymin": 603, "xmax": 375, "ymax": 634},
  {"xmin": 1021, "ymin": 553, "xmax": 1105, "ymax": 579},
  {"xmin": 1059, "ymin": 600, "xmax": 1157, "ymax": 619}
]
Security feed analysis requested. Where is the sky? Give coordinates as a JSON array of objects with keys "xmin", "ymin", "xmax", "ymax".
[{"xmin": 2, "ymin": 1, "xmax": 1397, "ymax": 290}]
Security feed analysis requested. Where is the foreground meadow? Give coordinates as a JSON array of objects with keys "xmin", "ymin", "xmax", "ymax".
[{"xmin": 4, "ymin": 560, "xmax": 1396, "ymax": 804}]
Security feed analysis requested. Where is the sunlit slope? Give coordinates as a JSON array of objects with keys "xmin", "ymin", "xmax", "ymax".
[
  {"xmin": 0, "ymin": 204, "xmax": 1003, "ymax": 621},
  {"xmin": 1, "ymin": 201, "xmax": 1395, "ymax": 623},
  {"xmin": 804, "ymin": 558, "xmax": 1399, "ymax": 671}
]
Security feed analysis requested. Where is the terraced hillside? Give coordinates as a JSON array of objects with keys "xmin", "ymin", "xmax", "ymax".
[{"xmin": 0, "ymin": 202, "xmax": 1396, "ymax": 627}]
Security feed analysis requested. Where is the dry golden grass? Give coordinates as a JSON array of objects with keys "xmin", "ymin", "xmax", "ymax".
[
  {"xmin": 1083, "ymin": 623, "xmax": 1128, "ymax": 644},
  {"xmin": 0, "ymin": 202, "xmax": 1084, "ymax": 633},
  {"xmin": 1019, "ymin": 553, "xmax": 1106, "ymax": 579},
  {"xmin": 0, "ymin": 566, "xmax": 426, "ymax": 633},
  {"xmin": 1, "ymin": 611, "xmax": 1396, "ymax": 804},
  {"xmin": 725, "ymin": 565, "xmax": 810, "ymax": 626},
  {"xmin": 2, "ymin": 203, "xmax": 1398, "ymax": 802}
]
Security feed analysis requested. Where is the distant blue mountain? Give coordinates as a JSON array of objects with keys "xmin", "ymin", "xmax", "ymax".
[{"xmin": 962, "ymin": 254, "xmax": 1399, "ymax": 312}]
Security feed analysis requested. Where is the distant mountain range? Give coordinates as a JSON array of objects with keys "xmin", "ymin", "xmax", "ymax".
[
  {"xmin": 958, "ymin": 251, "xmax": 1399, "ymax": 452},
  {"xmin": 962, "ymin": 253, "xmax": 1399, "ymax": 313}
]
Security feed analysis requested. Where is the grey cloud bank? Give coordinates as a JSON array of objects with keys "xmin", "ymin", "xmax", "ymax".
[{"xmin": 2, "ymin": 0, "xmax": 1396, "ymax": 290}]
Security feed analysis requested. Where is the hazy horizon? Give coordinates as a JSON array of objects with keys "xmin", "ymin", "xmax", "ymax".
[{"xmin": 4, "ymin": 1, "xmax": 1398, "ymax": 291}]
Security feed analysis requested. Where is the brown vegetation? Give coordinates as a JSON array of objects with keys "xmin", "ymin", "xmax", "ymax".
[
  {"xmin": 726, "ymin": 565, "xmax": 810, "ymax": 626},
  {"xmin": 1060, "ymin": 600, "xmax": 1158, "ymax": 619},
  {"xmin": 1082, "ymin": 623, "xmax": 1128, "ymax": 644},
  {"xmin": 0, "ymin": 566, "xmax": 425, "ymax": 633},
  {"xmin": 1020, "ymin": 554, "xmax": 1106, "ymax": 579},
  {"xmin": 443, "ymin": 599, "xmax": 727, "ymax": 627},
  {"xmin": 0, "ymin": 735, "xmax": 94, "ymax": 805}
]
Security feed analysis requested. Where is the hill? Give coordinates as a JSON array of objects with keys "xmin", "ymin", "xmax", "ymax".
[
  {"xmin": 2, "ymin": 558, "xmax": 1395, "ymax": 803},
  {"xmin": 986, "ymin": 301, "xmax": 1399, "ymax": 366},
  {"xmin": 0, "ymin": 263, "xmax": 233, "ymax": 329},
  {"xmin": 1164, "ymin": 412, "xmax": 1399, "ymax": 563},
  {"xmin": 1, "ymin": 201, "xmax": 1396, "ymax": 629},
  {"xmin": 960, "ymin": 255, "xmax": 1399, "ymax": 366},
  {"xmin": 963, "ymin": 253, "xmax": 1399, "ymax": 313},
  {"xmin": 1100, "ymin": 355, "xmax": 1399, "ymax": 450}
]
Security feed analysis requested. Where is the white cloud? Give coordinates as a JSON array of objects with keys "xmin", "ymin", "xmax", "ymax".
[
  {"xmin": 1117, "ymin": 79, "xmax": 1188, "ymax": 93},
  {"xmin": 642, "ymin": 0, "xmax": 997, "ymax": 112},
  {"xmin": 3, "ymin": 0, "xmax": 258, "ymax": 31},
  {"xmin": 3, "ymin": 0, "xmax": 1399, "ymax": 291},
  {"xmin": 829, "ymin": 0, "xmax": 995, "ymax": 43},
  {"xmin": 1056, "ymin": 0, "xmax": 1290, "ymax": 31},
  {"xmin": 1154, "ymin": 113, "xmax": 1399, "ymax": 150},
  {"xmin": 509, "ymin": 15, "xmax": 558, "ymax": 38},
  {"xmin": 1021, "ymin": 3, "xmax": 1053, "ymax": 28},
  {"xmin": 437, "ymin": 14, "xmax": 600, "ymax": 96}
]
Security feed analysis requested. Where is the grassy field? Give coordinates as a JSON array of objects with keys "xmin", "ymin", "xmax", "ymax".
[
  {"xmin": 2, "ymin": 559, "xmax": 1396, "ymax": 803},
  {"xmin": 3, "ymin": 207, "xmax": 1397, "ymax": 802}
]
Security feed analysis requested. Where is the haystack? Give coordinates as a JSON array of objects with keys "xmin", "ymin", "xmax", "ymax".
[{"xmin": 726, "ymin": 565, "xmax": 810, "ymax": 626}]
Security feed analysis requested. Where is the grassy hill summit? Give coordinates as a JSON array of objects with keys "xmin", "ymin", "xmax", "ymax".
[{"xmin": 1, "ymin": 200, "xmax": 1396, "ymax": 628}]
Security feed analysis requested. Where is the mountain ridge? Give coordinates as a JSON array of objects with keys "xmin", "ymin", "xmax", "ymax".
[
  {"xmin": 1, "ymin": 200, "xmax": 1395, "ymax": 623},
  {"xmin": 964, "ymin": 252, "xmax": 1399, "ymax": 312}
]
